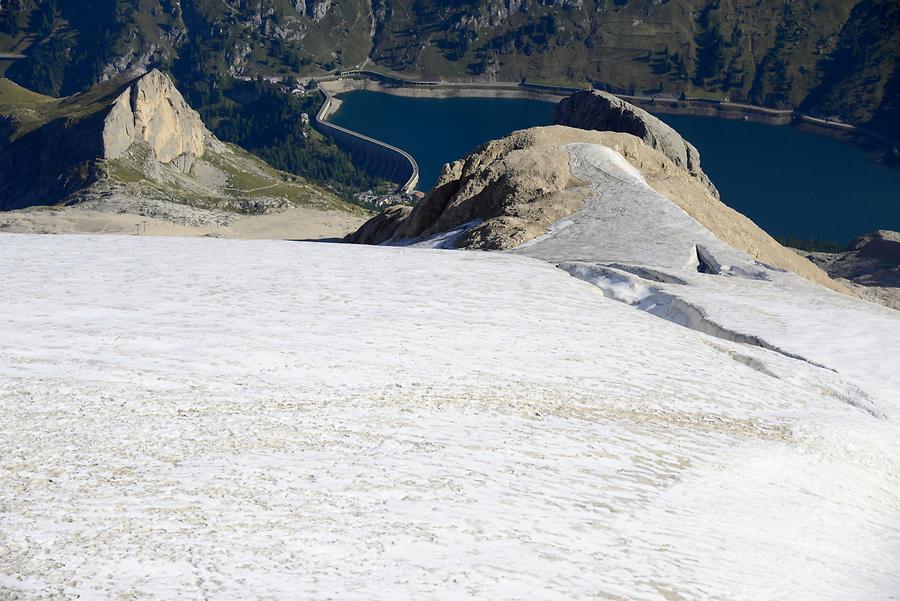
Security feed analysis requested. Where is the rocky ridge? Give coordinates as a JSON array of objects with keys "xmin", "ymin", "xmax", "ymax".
[
  {"xmin": 348, "ymin": 116, "xmax": 900, "ymax": 430},
  {"xmin": 553, "ymin": 90, "xmax": 718, "ymax": 197},
  {"xmin": 349, "ymin": 125, "xmax": 844, "ymax": 295}
]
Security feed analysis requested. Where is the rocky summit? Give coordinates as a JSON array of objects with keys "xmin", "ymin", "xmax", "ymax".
[
  {"xmin": 102, "ymin": 69, "xmax": 208, "ymax": 169},
  {"xmin": 348, "ymin": 94, "xmax": 844, "ymax": 295},
  {"xmin": 553, "ymin": 89, "xmax": 718, "ymax": 197},
  {"xmin": 1, "ymin": 69, "xmax": 208, "ymax": 209}
]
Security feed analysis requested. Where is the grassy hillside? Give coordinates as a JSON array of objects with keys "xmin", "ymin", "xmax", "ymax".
[{"xmin": 0, "ymin": 75, "xmax": 135, "ymax": 139}]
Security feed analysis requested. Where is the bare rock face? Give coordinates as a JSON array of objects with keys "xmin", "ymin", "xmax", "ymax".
[
  {"xmin": 1, "ymin": 70, "xmax": 341, "ymax": 215},
  {"xmin": 553, "ymin": 90, "xmax": 718, "ymax": 197},
  {"xmin": 103, "ymin": 69, "xmax": 208, "ymax": 169},
  {"xmin": 351, "ymin": 128, "xmax": 590, "ymax": 248},
  {"xmin": 305, "ymin": 0, "xmax": 334, "ymax": 22},
  {"xmin": 345, "ymin": 204, "xmax": 412, "ymax": 244}
]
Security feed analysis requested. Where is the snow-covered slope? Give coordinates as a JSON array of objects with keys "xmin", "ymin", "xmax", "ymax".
[
  {"xmin": 1, "ymin": 233, "xmax": 898, "ymax": 600},
  {"xmin": 395, "ymin": 132, "xmax": 900, "ymax": 418},
  {"xmin": 511, "ymin": 143, "xmax": 900, "ymax": 419}
]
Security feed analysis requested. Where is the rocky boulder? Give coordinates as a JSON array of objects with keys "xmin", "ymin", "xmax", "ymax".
[
  {"xmin": 553, "ymin": 90, "xmax": 718, "ymax": 197},
  {"xmin": 346, "ymin": 204, "xmax": 412, "ymax": 245}
]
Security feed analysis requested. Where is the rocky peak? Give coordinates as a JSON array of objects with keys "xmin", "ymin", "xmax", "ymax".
[
  {"xmin": 103, "ymin": 69, "xmax": 208, "ymax": 171},
  {"xmin": 553, "ymin": 90, "xmax": 718, "ymax": 198}
]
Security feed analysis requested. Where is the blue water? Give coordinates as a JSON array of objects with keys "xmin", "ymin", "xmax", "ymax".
[
  {"xmin": 659, "ymin": 114, "xmax": 900, "ymax": 244},
  {"xmin": 330, "ymin": 91, "xmax": 556, "ymax": 193},
  {"xmin": 331, "ymin": 90, "xmax": 900, "ymax": 243}
]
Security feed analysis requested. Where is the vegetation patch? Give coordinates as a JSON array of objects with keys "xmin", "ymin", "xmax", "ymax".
[{"xmin": 776, "ymin": 235, "xmax": 849, "ymax": 254}]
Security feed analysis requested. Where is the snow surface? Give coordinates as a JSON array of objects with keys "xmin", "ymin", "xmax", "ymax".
[
  {"xmin": 515, "ymin": 143, "xmax": 900, "ymax": 419},
  {"xmin": 1, "ymin": 233, "xmax": 899, "ymax": 600}
]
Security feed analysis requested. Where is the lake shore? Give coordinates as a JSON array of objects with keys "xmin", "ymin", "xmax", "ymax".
[
  {"xmin": 319, "ymin": 75, "xmax": 899, "ymax": 168},
  {"xmin": 319, "ymin": 77, "xmax": 566, "ymax": 104},
  {"xmin": 621, "ymin": 95, "xmax": 897, "ymax": 166},
  {"xmin": 327, "ymin": 88, "xmax": 900, "ymax": 241}
]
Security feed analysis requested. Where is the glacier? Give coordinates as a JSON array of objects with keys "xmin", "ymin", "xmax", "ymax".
[{"xmin": 1, "ymin": 231, "xmax": 899, "ymax": 600}]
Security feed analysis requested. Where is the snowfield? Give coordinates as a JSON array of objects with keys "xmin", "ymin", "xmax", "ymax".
[
  {"xmin": 512, "ymin": 143, "xmax": 900, "ymax": 417},
  {"xmin": 1, "ymin": 232, "xmax": 899, "ymax": 600}
]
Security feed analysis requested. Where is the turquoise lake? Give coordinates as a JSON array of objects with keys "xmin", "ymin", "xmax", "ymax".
[{"xmin": 331, "ymin": 90, "xmax": 900, "ymax": 244}]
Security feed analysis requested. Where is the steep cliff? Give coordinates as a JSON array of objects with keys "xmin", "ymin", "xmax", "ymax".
[
  {"xmin": 1, "ymin": 70, "xmax": 205, "ymax": 209},
  {"xmin": 102, "ymin": 69, "xmax": 208, "ymax": 168}
]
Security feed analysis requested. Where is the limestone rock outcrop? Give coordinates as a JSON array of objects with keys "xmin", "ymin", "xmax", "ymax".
[
  {"xmin": 103, "ymin": 69, "xmax": 208, "ymax": 169},
  {"xmin": 1, "ymin": 69, "xmax": 213, "ymax": 209},
  {"xmin": 347, "ymin": 127, "xmax": 590, "ymax": 247},
  {"xmin": 349, "ymin": 125, "xmax": 845, "ymax": 293},
  {"xmin": 553, "ymin": 90, "xmax": 718, "ymax": 197}
]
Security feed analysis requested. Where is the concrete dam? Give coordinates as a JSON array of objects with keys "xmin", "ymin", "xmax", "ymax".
[{"xmin": 314, "ymin": 91, "xmax": 419, "ymax": 194}]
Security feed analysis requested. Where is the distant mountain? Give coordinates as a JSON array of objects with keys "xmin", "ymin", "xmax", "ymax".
[
  {"xmin": 0, "ymin": 69, "xmax": 359, "ymax": 219},
  {"xmin": 1, "ymin": 0, "xmax": 897, "ymax": 140}
]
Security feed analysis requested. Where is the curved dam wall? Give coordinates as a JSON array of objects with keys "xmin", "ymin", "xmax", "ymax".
[{"xmin": 314, "ymin": 91, "xmax": 419, "ymax": 193}]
